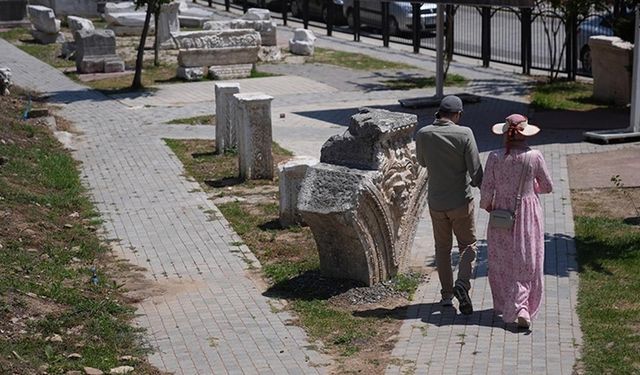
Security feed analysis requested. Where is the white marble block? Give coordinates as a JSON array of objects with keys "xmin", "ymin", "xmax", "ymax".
[
  {"xmin": 234, "ymin": 92, "xmax": 275, "ymax": 180},
  {"xmin": 279, "ymin": 156, "xmax": 319, "ymax": 227},
  {"xmin": 157, "ymin": 1, "xmax": 180, "ymax": 47},
  {"xmin": 589, "ymin": 36, "xmax": 633, "ymax": 106},
  {"xmin": 214, "ymin": 82, "xmax": 241, "ymax": 153},
  {"xmin": 67, "ymin": 15, "xmax": 95, "ymax": 31},
  {"xmin": 289, "ymin": 28, "xmax": 316, "ymax": 56}
]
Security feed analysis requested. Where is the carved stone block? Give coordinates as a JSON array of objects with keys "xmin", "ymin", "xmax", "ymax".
[
  {"xmin": 75, "ymin": 29, "xmax": 124, "ymax": 74},
  {"xmin": 289, "ymin": 28, "xmax": 316, "ymax": 56},
  {"xmin": 208, "ymin": 64, "xmax": 253, "ymax": 80},
  {"xmin": 590, "ymin": 36, "xmax": 633, "ymax": 106},
  {"xmin": 214, "ymin": 82, "xmax": 240, "ymax": 153},
  {"xmin": 234, "ymin": 92, "xmax": 274, "ymax": 180},
  {"xmin": 174, "ymin": 30, "xmax": 261, "ymax": 68},
  {"xmin": 298, "ymin": 108, "xmax": 428, "ymax": 286},
  {"xmin": 157, "ymin": 2, "xmax": 180, "ymax": 48},
  {"xmin": 176, "ymin": 66, "xmax": 204, "ymax": 80},
  {"xmin": 278, "ymin": 156, "xmax": 319, "ymax": 227}
]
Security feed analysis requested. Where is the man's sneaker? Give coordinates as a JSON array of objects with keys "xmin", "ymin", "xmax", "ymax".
[
  {"xmin": 453, "ymin": 284, "xmax": 473, "ymax": 315},
  {"xmin": 440, "ymin": 297, "xmax": 453, "ymax": 307}
]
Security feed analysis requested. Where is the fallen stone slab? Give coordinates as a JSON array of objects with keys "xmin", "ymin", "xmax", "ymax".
[
  {"xmin": 67, "ymin": 15, "xmax": 95, "ymax": 31},
  {"xmin": 27, "ymin": 4, "xmax": 60, "ymax": 33}
]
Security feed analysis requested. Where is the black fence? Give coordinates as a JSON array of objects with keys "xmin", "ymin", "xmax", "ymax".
[{"xmin": 198, "ymin": 0, "xmax": 615, "ymax": 78}]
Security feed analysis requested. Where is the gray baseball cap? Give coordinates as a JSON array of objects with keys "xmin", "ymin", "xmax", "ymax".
[{"xmin": 438, "ymin": 95, "xmax": 463, "ymax": 113}]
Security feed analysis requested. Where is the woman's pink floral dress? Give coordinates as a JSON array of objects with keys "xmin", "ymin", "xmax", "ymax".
[{"xmin": 479, "ymin": 146, "xmax": 553, "ymax": 323}]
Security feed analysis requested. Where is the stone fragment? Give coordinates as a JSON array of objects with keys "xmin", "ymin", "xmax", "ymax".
[
  {"xmin": 214, "ymin": 82, "xmax": 240, "ymax": 153},
  {"xmin": 242, "ymin": 8, "xmax": 271, "ymax": 21},
  {"xmin": 176, "ymin": 66, "xmax": 204, "ymax": 81},
  {"xmin": 27, "ymin": 5, "xmax": 60, "ymax": 33},
  {"xmin": 83, "ymin": 367, "xmax": 104, "ymax": 375},
  {"xmin": 67, "ymin": 15, "xmax": 94, "ymax": 32},
  {"xmin": 103, "ymin": 1, "xmax": 153, "ymax": 35},
  {"xmin": 174, "ymin": 30, "xmax": 261, "ymax": 68},
  {"xmin": 589, "ymin": 36, "xmax": 633, "ymax": 106},
  {"xmin": 47, "ymin": 333, "xmax": 63, "ymax": 342},
  {"xmin": 29, "ymin": 0, "xmax": 99, "ymax": 17},
  {"xmin": 104, "ymin": 2, "xmax": 141, "ymax": 14},
  {"xmin": 279, "ymin": 156, "xmax": 319, "ymax": 227},
  {"xmin": 289, "ymin": 28, "xmax": 316, "ymax": 56},
  {"xmin": 257, "ymin": 46, "xmax": 282, "ymax": 62},
  {"xmin": 208, "ymin": 64, "xmax": 253, "ymax": 80},
  {"xmin": 0, "ymin": 67, "xmax": 12, "ymax": 96},
  {"xmin": 157, "ymin": 1, "xmax": 180, "ymax": 48},
  {"xmin": 204, "ymin": 19, "xmax": 277, "ymax": 46},
  {"xmin": 104, "ymin": 11, "xmax": 148, "ymax": 27},
  {"xmin": 234, "ymin": 92, "xmax": 274, "ymax": 180},
  {"xmin": 109, "ymin": 366, "xmax": 134, "ymax": 375},
  {"xmin": 298, "ymin": 108, "xmax": 428, "ymax": 286},
  {"xmin": 177, "ymin": 0, "xmax": 213, "ymax": 27},
  {"xmin": 67, "ymin": 352, "xmax": 82, "ymax": 359},
  {"xmin": 74, "ymin": 29, "xmax": 124, "ymax": 74}
]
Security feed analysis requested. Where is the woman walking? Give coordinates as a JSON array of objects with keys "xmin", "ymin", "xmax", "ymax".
[{"xmin": 480, "ymin": 114, "xmax": 553, "ymax": 329}]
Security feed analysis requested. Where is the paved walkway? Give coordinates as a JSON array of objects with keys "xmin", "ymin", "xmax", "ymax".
[{"xmin": 3, "ymin": 12, "xmax": 640, "ymax": 373}]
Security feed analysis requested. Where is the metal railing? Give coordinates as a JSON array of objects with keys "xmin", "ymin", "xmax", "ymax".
[{"xmin": 201, "ymin": 0, "xmax": 613, "ymax": 77}]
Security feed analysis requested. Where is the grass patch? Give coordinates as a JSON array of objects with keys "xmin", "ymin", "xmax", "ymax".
[
  {"xmin": 0, "ymin": 89, "xmax": 160, "ymax": 373},
  {"xmin": 574, "ymin": 216, "xmax": 640, "ymax": 374},
  {"xmin": 77, "ymin": 63, "xmax": 177, "ymax": 93},
  {"xmin": 0, "ymin": 27, "xmax": 74, "ymax": 69},
  {"xmin": 383, "ymin": 73, "xmax": 467, "ymax": 90},
  {"xmin": 166, "ymin": 115, "xmax": 215, "ymax": 126},
  {"xmin": 309, "ymin": 47, "xmax": 416, "ymax": 71},
  {"xmin": 530, "ymin": 80, "xmax": 617, "ymax": 111},
  {"xmin": 250, "ymin": 67, "xmax": 280, "ymax": 78}
]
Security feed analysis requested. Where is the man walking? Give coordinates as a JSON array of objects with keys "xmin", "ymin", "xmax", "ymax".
[{"xmin": 415, "ymin": 95, "xmax": 483, "ymax": 315}]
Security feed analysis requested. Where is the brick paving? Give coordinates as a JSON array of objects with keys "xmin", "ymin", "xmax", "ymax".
[{"xmin": 3, "ymin": 15, "xmax": 640, "ymax": 374}]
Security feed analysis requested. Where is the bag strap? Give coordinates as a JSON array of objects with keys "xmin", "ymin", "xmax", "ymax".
[{"xmin": 513, "ymin": 150, "xmax": 531, "ymax": 213}]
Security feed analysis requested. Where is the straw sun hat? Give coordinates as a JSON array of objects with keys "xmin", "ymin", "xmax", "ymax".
[{"xmin": 491, "ymin": 114, "xmax": 540, "ymax": 136}]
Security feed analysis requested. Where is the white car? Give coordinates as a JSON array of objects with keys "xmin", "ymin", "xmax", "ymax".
[{"xmin": 342, "ymin": 0, "xmax": 438, "ymax": 35}]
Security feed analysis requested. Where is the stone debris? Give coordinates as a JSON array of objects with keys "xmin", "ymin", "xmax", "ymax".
[
  {"xmin": 27, "ymin": 5, "xmax": 65, "ymax": 44},
  {"xmin": 0, "ymin": 67, "xmax": 12, "ymax": 96},
  {"xmin": 298, "ymin": 108, "xmax": 428, "ymax": 285},
  {"xmin": 67, "ymin": 352, "xmax": 83, "ymax": 359},
  {"xmin": 104, "ymin": 1, "xmax": 153, "ymax": 36},
  {"xmin": 289, "ymin": 28, "xmax": 316, "ymax": 56},
  {"xmin": 109, "ymin": 366, "xmax": 134, "ymax": 374},
  {"xmin": 74, "ymin": 29, "xmax": 125, "ymax": 74},
  {"xmin": 83, "ymin": 367, "xmax": 104, "ymax": 375},
  {"xmin": 46, "ymin": 333, "xmax": 63, "ymax": 342}
]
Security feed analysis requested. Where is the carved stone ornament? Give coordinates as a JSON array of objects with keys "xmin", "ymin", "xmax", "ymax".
[{"xmin": 298, "ymin": 108, "xmax": 428, "ymax": 286}]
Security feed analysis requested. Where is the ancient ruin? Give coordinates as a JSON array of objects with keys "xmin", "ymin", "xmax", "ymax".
[
  {"xmin": 74, "ymin": 29, "xmax": 125, "ymax": 73},
  {"xmin": 104, "ymin": 1, "xmax": 153, "ymax": 36},
  {"xmin": 279, "ymin": 156, "xmax": 319, "ymax": 227},
  {"xmin": 214, "ymin": 82, "xmax": 240, "ymax": 153},
  {"xmin": 0, "ymin": 67, "xmax": 12, "ymax": 96},
  {"xmin": 157, "ymin": 1, "xmax": 180, "ymax": 49},
  {"xmin": 289, "ymin": 28, "xmax": 316, "ymax": 56},
  {"xmin": 177, "ymin": 0, "xmax": 214, "ymax": 27},
  {"xmin": 298, "ymin": 108, "xmax": 428, "ymax": 286},
  {"xmin": 234, "ymin": 92, "xmax": 274, "ymax": 180},
  {"xmin": 172, "ymin": 30, "xmax": 261, "ymax": 80},
  {"xmin": 27, "ymin": 5, "xmax": 65, "ymax": 44}
]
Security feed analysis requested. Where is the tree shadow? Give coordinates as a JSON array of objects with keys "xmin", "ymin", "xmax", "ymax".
[{"xmin": 258, "ymin": 219, "xmax": 283, "ymax": 231}]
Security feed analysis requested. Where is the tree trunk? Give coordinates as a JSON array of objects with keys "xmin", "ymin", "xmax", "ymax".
[
  {"xmin": 131, "ymin": 3, "xmax": 154, "ymax": 90},
  {"xmin": 154, "ymin": 3, "xmax": 160, "ymax": 67}
]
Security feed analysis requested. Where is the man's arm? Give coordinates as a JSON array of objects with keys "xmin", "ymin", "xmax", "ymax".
[
  {"xmin": 465, "ymin": 130, "xmax": 483, "ymax": 187},
  {"xmin": 415, "ymin": 131, "xmax": 428, "ymax": 168}
]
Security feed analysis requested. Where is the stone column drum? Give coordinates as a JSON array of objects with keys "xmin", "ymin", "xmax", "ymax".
[
  {"xmin": 234, "ymin": 92, "xmax": 274, "ymax": 180},
  {"xmin": 278, "ymin": 156, "xmax": 319, "ymax": 227},
  {"xmin": 214, "ymin": 82, "xmax": 240, "ymax": 154},
  {"xmin": 298, "ymin": 108, "xmax": 428, "ymax": 286}
]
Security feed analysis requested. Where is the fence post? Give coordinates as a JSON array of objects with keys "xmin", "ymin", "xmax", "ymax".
[
  {"xmin": 520, "ymin": 7, "xmax": 532, "ymax": 75},
  {"xmin": 354, "ymin": 0, "xmax": 360, "ymax": 42},
  {"xmin": 282, "ymin": 0, "xmax": 288, "ymax": 25},
  {"xmin": 303, "ymin": 0, "xmax": 309, "ymax": 28},
  {"xmin": 445, "ymin": 4, "xmax": 454, "ymax": 62},
  {"xmin": 326, "ymin": 0, "xmax": 334, "ymax": 36},
  {"xmin": 225, "ymin": 0, "xmax": 230, "ymax": 11},
  {"xmin": 243, "ymin": 0, "xmax": 248, "ymax": 13},
  {"xmin": 565, "ymin": 13, "xmax": 576, "ymax": 80},
  {"xmin": 382, "ymin": 1, "xmax": 390, "ymax": 47},
  {"xmin": 412, "ymin": 2, "xmax": 420, "ymax": 53},
  {"xmin": 208, "ymin": 0, "xmax": 212, "ymax": 7},
  {"xmin": 481, "ymin": 6, "xmax": 491, "ymax": 67}
]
